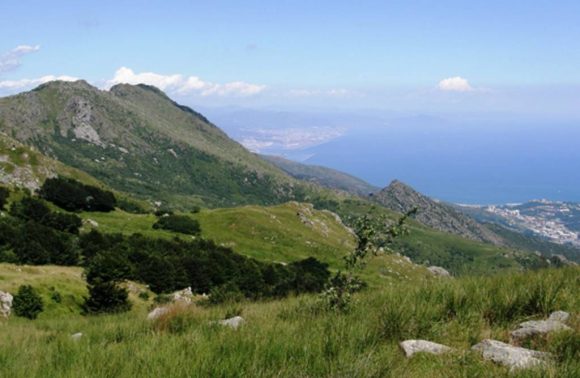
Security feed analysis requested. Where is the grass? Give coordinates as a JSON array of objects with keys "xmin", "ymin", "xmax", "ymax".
[{"xmin": 0, "ymin": 266, "xmax": 578, "ymax": 377}]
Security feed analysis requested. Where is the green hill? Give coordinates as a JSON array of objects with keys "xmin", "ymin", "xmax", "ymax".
[
  {"xmin": 0, "ymin": 81, "xmax": 314, "ymax": 207},
  {"xmin": 262, "ymin": 154, "xmax": 379, "ymax": 196}
]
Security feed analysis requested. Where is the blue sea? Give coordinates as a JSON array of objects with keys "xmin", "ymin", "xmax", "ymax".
[{"xmin": 300, "ymin": 118, "xmax": 580, "ymax": 204}]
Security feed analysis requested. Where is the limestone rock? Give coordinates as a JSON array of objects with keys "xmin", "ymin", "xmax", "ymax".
[
  {"xmin": 511, "ymin": 320, "xmax": 572, "ymax": 343},
  {"xmin": 71, "ymin": 332, "xmax": 83, "ymax": 341},
  {"xmin": 147, "ymin": 306, "xmax": 169, "ymax": 321},
  {"xmin": 400, "ymin": 340, "xmax": 452, "ymax": 358},
  {"xmin": 548, "ymin": 311, "xmax": 570, "ymax": 323},
  {"xmin": 0, "ymin": 291, "xmax": 13, "ymax": 318},
  {"xmin": 472, "ymin": 339, "xmax": 550, "ymax": 371},
  {"xmin": 218, "ymin": 316, "xmax": 245, "ymax": 329},
  {"xmin": 172, "ymin": 287, "xmax": 193, "ymax": 304},
  {"xmin": 427, "ymin": 266, "xmax": 451, "ymax": 277}
]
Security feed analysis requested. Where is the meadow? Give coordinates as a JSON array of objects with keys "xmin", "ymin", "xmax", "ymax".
[{"xmin": 1, "ymin": 265, "xmax": 578, "ymax": 377}]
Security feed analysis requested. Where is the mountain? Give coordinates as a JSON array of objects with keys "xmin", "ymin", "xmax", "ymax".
[
  {"xmin": 261, "ymin": 155, "xmax": 379, "ymax": 196},
  {"xmin": 0, "ymin": 81, "xmax": 310, "ymax": 207},
  {"xmin": 373, "ymin": 180, "xmax": 505, "ymax": 245}
]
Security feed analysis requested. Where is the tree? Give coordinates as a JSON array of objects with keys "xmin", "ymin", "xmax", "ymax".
[
  {"xmin": 83, "ymin": 281, "xmax": 131, "ymax": 314},
  {"xmin": 13, "ymin": 285, "xmax": 44, "ymax": 319},
  {"xmin": 321, "ymin": 208, "xmax": 417, "ymax": 312}
]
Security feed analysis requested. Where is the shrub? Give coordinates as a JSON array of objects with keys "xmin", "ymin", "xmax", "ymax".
[
  {"xmin": 152, "ymin": 214, "xmax": 201, "ymax": 235},
  {"xmin": 39, "ymin": 177, "xmax": 116, "ymax": 212},
  {"xmin": 0, "ymin": 186, "xmax": 9, "ymax": 210},
  {"xmin": 10, "ymin": 196, "xmax": 51, "ymax": 223},
  {"xmin": 83, "ymin": 281, "xmax": 131, "ymax": 314},
  {"xmin": 12, "ymin": 285, "xmax": 44, "ymax": 320},
  {"xmin": 13, "ymin": 222, "xmax": 80, "ymax": 265}
]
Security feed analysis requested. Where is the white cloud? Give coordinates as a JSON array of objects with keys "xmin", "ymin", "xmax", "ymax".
[
  {"xmin": 438, "ymin": 76, "xmax": 473, "ymax": 92},
  {"xmin": 0, "ymin": 45, "xmax": 41, "ymax": 73},
  {"xmin": 107, "ymin": 67, "xmax": 265, "ymax": 97},
  {"xmin": 0, "ymin": 75, "xmax": 78, "ymax": 90}
]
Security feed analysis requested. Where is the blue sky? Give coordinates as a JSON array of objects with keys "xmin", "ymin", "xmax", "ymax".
[{"xmin": 1, "ymin": 0, "xmax": 580, "ymax": 116}]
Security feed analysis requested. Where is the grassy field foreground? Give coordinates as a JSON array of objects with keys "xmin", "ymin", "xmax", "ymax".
[{"xmin": 0, "ymin": 266, "xmax": 578, "ymax": 377}]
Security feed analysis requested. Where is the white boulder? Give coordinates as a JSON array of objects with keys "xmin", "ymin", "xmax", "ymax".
[
  {"xmin": 427, "ymin": 266, "xmax": 451, "ymax": 277},
  {"xmin": 218, "ymin": 316, "xmax": 245, "ymax": 330},
  {"xmin": 0, "ymin": 291, "xmax": 13, "ymax": 318},
  {"xmin": 147, "ymin": 306, "xmax": 170, "ymax": 321},
  {"xmin": 548, "ymin": 311, "xmax": 570, "ymax": 323},
  {"xmin": 172, "ymin": 287, "xmax": 193, "ymax": 304},
  {"xmin": 472, "ymin": 339, "xmax": 550, "ymax": 371},
  {"xmin": 400, "ymin": 340, "xmax": 453, "ymax": 358},
  {"xmin": 71, "ymin": 332, "xmax": 83, "ymax": 341},
  {"xmin": 510, "ymin": 319, "xmax": 572, "ymax": 343}
]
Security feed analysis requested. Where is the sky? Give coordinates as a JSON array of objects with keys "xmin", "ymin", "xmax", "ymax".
[{"xmin": 1, "ymin": 0, "xmax": 580, "ymax": 117}]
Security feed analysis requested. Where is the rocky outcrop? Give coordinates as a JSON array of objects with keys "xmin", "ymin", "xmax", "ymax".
[
  {"xmin": 471, "ymin": 339, "xmax": 550, "ymax": 371},
  {"xmin": 400, "ymin": 340, "xmax": 453, "ymax": 358},
  {"xmin": 373, "ymin": 180, "xmax": 505, "ymax": 246},
  {"xmin": 0, "ymin": 290, "xmax": 13, "ymax": 318},
  {"xmin": 172, "ymin": 287, "xmax": 193, "ymax": 304},
  {"xmin": 427, "ymin": 266, "xmax": 451, "ymax": 277}
]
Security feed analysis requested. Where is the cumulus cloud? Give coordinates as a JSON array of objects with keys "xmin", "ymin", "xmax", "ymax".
[
  {"xmin": 438, "ymin": 76, "xmax": 473, "ymax": 92},
  {"xmin": 0, "ymin": 75, "xmax": 78, "ymax": 90},
  {"xmin": 0, "ymin": 45, "xmax": 41, "ymax": 73},
  {"xmin": 107, "ymin": 67, "xmax": 265, "ymax": 97}
]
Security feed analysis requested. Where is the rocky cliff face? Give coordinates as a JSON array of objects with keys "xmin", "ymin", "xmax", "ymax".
[{"xmin": 373, "ymin": 180, "xmax": 505, "ymax": 245}]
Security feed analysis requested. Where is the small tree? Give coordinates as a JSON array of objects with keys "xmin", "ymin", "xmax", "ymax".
[
  {"xmin": 13, "ymin": 285, "xmax": 44, "ymax": 319},
  {"xmin": 321, "ymin": 208, "xmax": 417, "ymax": 312}
]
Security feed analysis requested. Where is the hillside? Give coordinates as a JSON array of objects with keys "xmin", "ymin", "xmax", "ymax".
[
  {"xmin": 262, "ymin": 154, "xmax": 379, "ymax": 196},
  {"xmin": 0, "ymin": 81, "xmax": 312, "ymax": 207},
  {"xmin": 373, "ymin": 180, "xmax": 505, "ymax": 246}
]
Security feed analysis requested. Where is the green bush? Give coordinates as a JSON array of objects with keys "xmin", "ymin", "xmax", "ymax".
[
  {"xmin": 83, "ymin": 281, "xmax": 131, "ymax": 314},
  {"xmin": 39, "ymin": 177, "xmax": 116, "ymax": 212},
  {"xmin": 12, "ymin": 285, "xmax": 44, "ymax": 320},
  {"xmin": 0, "ymin": 186, "xmax": 9, "ymax": 210},
  {"xmin": 152, "ymin": 214, "xmax": 201, "ymax": 235}
]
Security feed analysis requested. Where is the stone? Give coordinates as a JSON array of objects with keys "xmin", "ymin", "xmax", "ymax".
[
  {"xmin": 147, "ymin": 306, "xmax": 170, "ymax": 321},
  {"xmin": 400, "ymin": 340, "xmax": 453, "ymax": 358},
  {"xmin": 172, "ymin": 287, "xmax": 193, "ymax": 304},
  {"xmin": 472, "ymin": 339, "xmax": 550, "ymax": 371},
  {"xmin": 510, "ymin": 320, "xmax": 572, "ymax": 343},
  {"xmin": 427, "ymin": 266, "xmax": 451, "ymax": 277},
  {"xmin": 0, "ymin": 291, "xmax": 13, "ymax": 318},
  {"xmin": 218, "ymin": 316, "xmax": 245, "ymax": 330},
  {"xmin": 71, "ymin": 332, "xmax": 83, "ymax": 341},
  {"xmin": 548, "ymin": 311, "xmax": 570, "ymax": 323}
]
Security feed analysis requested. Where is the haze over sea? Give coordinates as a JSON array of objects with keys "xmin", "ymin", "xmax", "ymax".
[{"xmin": 206, "ymin": 109, "xmax": 580, "ymax": 205}]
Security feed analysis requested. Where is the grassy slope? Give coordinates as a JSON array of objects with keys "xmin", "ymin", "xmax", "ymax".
[{"xmin": 0, "ymin": 267, "xmax": 577, "ymax": 377}]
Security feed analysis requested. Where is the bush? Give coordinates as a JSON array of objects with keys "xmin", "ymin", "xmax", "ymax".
[
  {"xmin": 12, "ymin": 285, "xmax": 44, "ymax": 320},
  {"xmin": 152, "ymin": 214, "xmax": 201, "ymax": 235},
  {"xmin": 0, "ymin": 186, "xmax": 9, "ymax": 210},
  {"xmin": 9, "ymin": 196, "xmax": 82, "ymax": 234},
  {"xmin": 13, "ymin": 222, "xmax": 80, "ymax": 265},
  {"xmin": 83, "ymin": 281, "xmax": 131, "ymax": 314},
  {"xmin": 39, "ymin": 177, "xmax": 116, "ymax": 212}
]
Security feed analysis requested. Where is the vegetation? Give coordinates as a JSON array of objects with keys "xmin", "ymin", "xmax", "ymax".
[
  {"xmin": 12, "ymin": 285, "xmax": 44, "ymax": 320},
  {"xmin": 39, "ymin": 176, "xmax": 117, "ymax": 212},
  {"xmin": 0, "ymin": 266, "xmax": 577, "ymax": 377},
  {"xmin": 152, "ymin": 214, "xmax": 201, "ymax": 235}
]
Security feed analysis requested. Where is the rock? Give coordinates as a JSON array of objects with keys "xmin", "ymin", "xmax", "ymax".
[
  {"xmin": 0, "ymin": 291, "xmax": 13, "ymax": 318},
  {"xmin": 548, "ymin": 311, "xmax": 570, "ymax": 323},
  {"xmin": 71, "ymin": 332, "xmax": 83, "ymax": 341},
  {"xmin": 472, "ymin": 339, "xmax": 550, "ymax": 371},
  {"xmin": 147, "ymin": 306, "xmax": 170, "ymax": 321},
  {"xmin": 427, "ymin": 266, "xmax": 451, "ymax": 277},
  {"xmin": 218, "ymin": 316, "xmax": 245, "ymax": 329},
  {"xmin": 400, "ymin": 340, "xmax": 453, "ymax": 358},
  {"xmin": 84, "ymin": 219, "xmax": 99, "ymax": 228},
  {"xmin": 172, "ymin": 287, "xmax": 193, "ymax": 304},
  {"xmin": 510, "ymin": 320, "xmax": 572, "ymax": 343}
]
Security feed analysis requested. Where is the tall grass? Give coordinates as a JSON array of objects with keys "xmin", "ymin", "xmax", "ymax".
[{"xmin": 0, "ymin": 267, "xmax": 578, "ymax": 377}]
